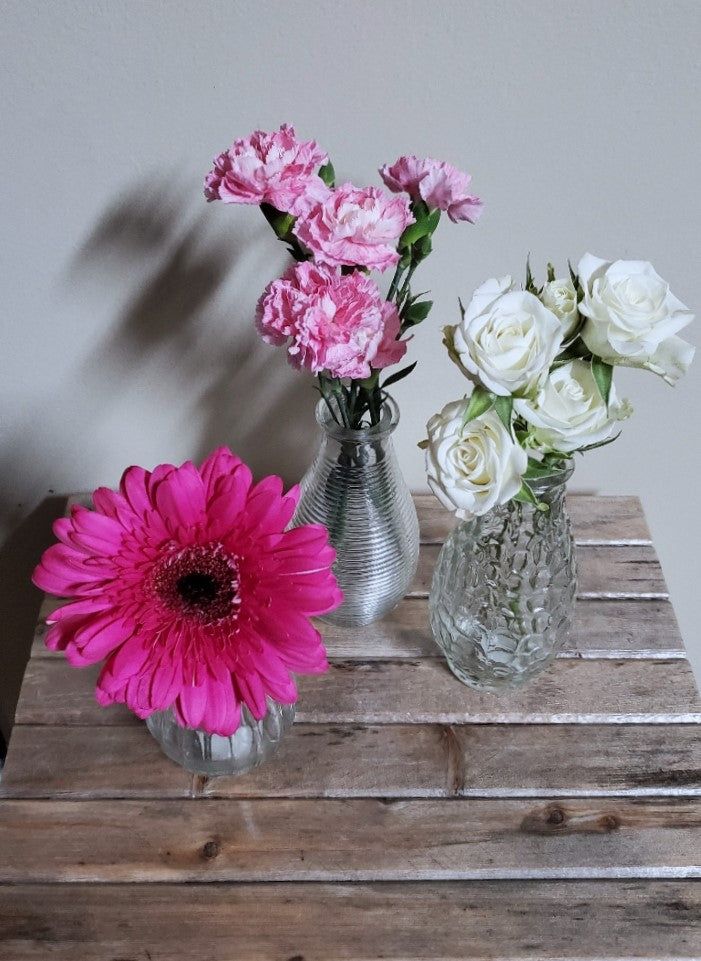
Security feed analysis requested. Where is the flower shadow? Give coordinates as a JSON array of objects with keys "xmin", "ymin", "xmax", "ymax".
[{"xmin": 0, "ymin": 176, "xmax": 316, "ymax": 749}]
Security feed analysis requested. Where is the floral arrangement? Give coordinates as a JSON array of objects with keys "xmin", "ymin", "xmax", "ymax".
[
  {"xmin": 205, "ymin": 124, "xmax": 482, "ymax": 428},
  {"xmin": 424, "ymin": 254, "xmax": 695, "ymax": 517},
  {"xmin": 32, "ymin": 448, "xmax": 342, "ymax": 735}
]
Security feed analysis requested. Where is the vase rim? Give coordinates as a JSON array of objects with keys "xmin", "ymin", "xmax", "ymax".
[
  {"xmin": 527, "ymin": 460, "xmax": 575, "ymax": 493},
  {"xmin": 314, "ymin": 392, "xmax": 400, "ymax": 441}
]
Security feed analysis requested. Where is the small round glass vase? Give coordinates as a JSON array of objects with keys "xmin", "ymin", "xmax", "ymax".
[
  {"xmin": 294, "ymin": 394, "xmax": 420, "ymax": 626},
  {"xmin": 429, "ymin": 466, "xmax": 577, "ymax": 692},
  {"xmin": 146, "ymin": 699, "xmax": 295, "ymax": 776}
]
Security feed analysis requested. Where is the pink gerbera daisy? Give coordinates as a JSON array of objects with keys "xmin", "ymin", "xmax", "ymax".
[{"xmin": 32, "ymin": 448, "xmax": 342, "ymax": 735}]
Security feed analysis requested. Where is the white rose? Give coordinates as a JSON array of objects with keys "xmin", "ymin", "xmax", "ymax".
[
  {"xmin": 578, "ymin": 253, "xmax": 695, "ymax": 385},
  {"xmin": 425, "ymin": 400, "xmax": 527, "ymax": 518},
  {"xmin": 447, "ymin": 276, "xmax": 564, "ymax": 397},
  {"xmin": 540, "ymin": 277, "xmax": 580, "ymax": 340},
  {"xmin": 514, "ymin": 359, "xmax": 632, "ymax": 454}
]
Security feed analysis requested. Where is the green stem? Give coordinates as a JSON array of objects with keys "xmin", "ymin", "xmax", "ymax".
[
  {"xmin": 398, "ymin": 260, "xmax": 418, "ymax": 307},
  {"xmin": 386, "ymin": 260, "xmax": 405, "ymax": 302}
]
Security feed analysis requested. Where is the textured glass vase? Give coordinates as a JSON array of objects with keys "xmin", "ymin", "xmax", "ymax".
[
  {"xmin": 146, "ymin": 699, "xmax": 295, "ymax": 776},
  {"xmin": 429, "ymin": 467, "xmax": 577, "ymax": 691},
  {"xmin": 294, "ymin": 394, "xmax": 420, "ymax": 626}
]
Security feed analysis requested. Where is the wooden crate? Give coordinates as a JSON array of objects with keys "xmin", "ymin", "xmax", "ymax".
[{"xmin": 0, "ymin": 494, "xmax": 699, "ymax": 959}]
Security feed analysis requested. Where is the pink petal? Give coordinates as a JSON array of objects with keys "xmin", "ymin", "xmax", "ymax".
[
  {"xmin": 120, "ymin": 466, "xmax": 153, "ymax": 519},
  {"xmin": 199, "ymin": 447, "xmax": 243, "ymax": 495},
  {"xmin": 154, "ymin": 462, "xmax": 207, "ymax": 536},
  {"xmin": 66, "ymin": 613, "xmax": 129, "ymax": 665}
]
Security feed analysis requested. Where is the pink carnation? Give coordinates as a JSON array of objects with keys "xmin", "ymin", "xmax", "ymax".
[
  {"xmin": 257, "ymin": 262, "xmax": 407, "ymax": 379},
  {"xmin": 204, "ymin": 124, "xmax": 329, "ymax": 216},
  {"xmin": 293, "ymin": 183, "xmax": 414, "ymax": 272},
  {"xmin": 33, "ymin": 449, "xmax": 342, "ymax": 736},
  {"xmin": 380, "ymin": 156, "xmax": 483, "ymax": 224}
]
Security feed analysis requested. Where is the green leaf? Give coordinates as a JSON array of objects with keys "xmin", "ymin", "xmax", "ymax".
[
  {"xmin": 493, "ymin": 395, "xmax": 514, "ymax": 432},
  {"xmin": 546, "ymin": 262, "xmax": 556, "ymax": 283},
  {"xmin": 591, "ymin": 357, "xmax": 614, "ymax": 406},
  {"xmin": 411, "ymin": 198, "xmax": 429, "ymax": 221},
  {"xmin": 552, "ymin": 337, "xmax": 591, "ymax": 365},
  {"xmin": 402, "ymin": 299, "xmax": 433, "ymax": 326},
  {"xmin": 524, "ymin": 458, "xmax": 558, "ymax": 479},
  {"xmin": 318, "ymin": 161, "xmax": 335, "ymax": 187},
  {"xmin": 398, "ymin": 207, "xmax": 441, "ymax": 250},
  {"xmin": 525, "ymin": 255, "xmax": 538, "ymax": 294},
  {"xmin": 461, "ymin": 387, "xmax": 495, "ymax": 427},
  {"xmin": 417, "ymin": 234, "xmax": 433, "ymax": 258},
  {"xmin": 575, "ymin": 432, "xmax": 621, "ymax": 454},
  {"xmin": 260, "ymin": 202, "xmax": 295, "ymax": 241},
  {"xmin": 514, "ymin": 480, "xmax": 549, "ymax": 512},
  {"xmin": 381, "ymin": 361, "xmax": 417, "ymax": 389}
]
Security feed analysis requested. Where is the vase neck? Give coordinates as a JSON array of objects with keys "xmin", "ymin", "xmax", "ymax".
[
  {"xmin": 520, "ymin": 463, "xmax": 574, "ymax": 512},
  {"xmin": 315, "ymin": 394, "xmax": 398, "ymax": 463}
]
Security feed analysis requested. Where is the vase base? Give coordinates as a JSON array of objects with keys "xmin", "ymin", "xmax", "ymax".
[
  {"xmin": 442, "ymin": 651, "xmax": 559, "ymax": 693},
  {"xmin": 319, "ymin": 596, "xmax": 403, "ymax": 627},
  {"xmin": 146, "ymin": 702, "xmax": 295, "ymax": 776}
]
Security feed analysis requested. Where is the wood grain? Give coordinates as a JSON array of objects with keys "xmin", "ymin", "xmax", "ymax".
[
  {"xmin": 411, "ymin": 543, "xmax": 667, "ymax": 598},
  {"xmin": 0, "ymin": 880, "xmax": 697, "ymax": 961},
  {"xmin": 319, "ymin": 597, "xmax": 684, "ymax": 660},
  {"xmin": 2, "ymin": 723, "xmax": 699, "ymax": 800},
  {"xmin": 416, "ymin": 493, "xmax": 652, "ymax": 543},
  {"xmin": 1, "ymin": 797, "xmax": 699, "ymax": 882},
  {"xmin": 31, "ymin": 596, "xmax": 685, "ymax": 661},
  {"xmin": 15, "ymin": 656, "xmax": 701, "ymax": 727}
]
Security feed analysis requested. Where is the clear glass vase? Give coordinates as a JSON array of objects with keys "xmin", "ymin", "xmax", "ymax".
[
  {"xmin": 294, "ymin": 394, "xmax": 420, "ymax": 626},
  {"xmin": 145, "ymin": 699, "xmax": 295, "ymax": 776},
  {"xmin": 429, "ymin": 466, "xmax": 577, "ymax": 691}
]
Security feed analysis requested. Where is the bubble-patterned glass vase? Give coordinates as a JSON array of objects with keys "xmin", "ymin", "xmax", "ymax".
[
  {"xmin": 294, "ymin": 395, "xmax": 420, "ymax": 626},
  {"xmin": 429, "ymin": 467, "xmax": 577, "ymax": 691},
  {"xmin": 146, "ymin": 699, "xmax": 295, "ymax": 776}
]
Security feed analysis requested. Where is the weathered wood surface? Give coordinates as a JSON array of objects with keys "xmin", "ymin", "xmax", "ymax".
[
  {"xmin": 2, "ymin": 492, "xmax": 699, "ymax": 960},
  {"xmin": 31, "ymin": 596, "xmax": 686, "ymax": 660},
  {"xmin": 14, "ymin": 655, "xmax": 701, "ymax": 727},
  {"xmin": 2, "ymin": 722, "xmax": 699, "ymax": 800},
  {"xmin": 1, "ymin": 797, "xmax": 700, "ymax": 882},
  {"xmin": 0, "ymin": 880, "xmax": 697, "ymax": 961},
  {"xmin": 64, "ymin": 491, "xmax": 652, "ymax": 543},
  {"xmin": 412, "ymin": 542, "xmax": 667, "ymax": 598}
]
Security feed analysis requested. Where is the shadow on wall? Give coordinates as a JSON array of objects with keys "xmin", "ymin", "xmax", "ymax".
[{"xmin": 0, "ymin": 176, "xmax": 316, "ymax": 748}]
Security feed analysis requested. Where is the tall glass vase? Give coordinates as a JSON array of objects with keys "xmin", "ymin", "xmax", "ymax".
[
  {"xmin": 294, "ymin": 394, "xmax": 420, "ymax": 626},
  {"xmin": 429, "ymin": 467, "xmax": 577, "ymax": 691}
]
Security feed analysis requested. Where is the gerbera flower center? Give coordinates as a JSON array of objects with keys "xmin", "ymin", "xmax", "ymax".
[{"xmin": 151, "ymin": 543, "xmax": 241, "ymax": 624}]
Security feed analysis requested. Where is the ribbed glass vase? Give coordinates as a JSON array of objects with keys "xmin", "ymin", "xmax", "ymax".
[
  {"xmin": 429, "ymin": 467, "xmax": 577, "ymax": 691},
  {"xmin": 294, "ymin": 395, "xmax": 420, "ymax": 626},
  {"xmin": 146, "ymin": 699, "xmax": 295, "ymax": 776}
]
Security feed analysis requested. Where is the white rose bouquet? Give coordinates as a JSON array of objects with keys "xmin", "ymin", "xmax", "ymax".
[{"xmin": 425, "ymin": 254, "xmax": 694, "ymax": 518}]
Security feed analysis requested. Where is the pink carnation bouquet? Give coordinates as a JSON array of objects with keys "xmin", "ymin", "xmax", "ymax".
[
  {"xmin": 33, "ymin": 448, "xmax": 342, "ymax": 736},
  {"xmin": 206, "ymin": 125, "xmax": 482, "ymax": 428}
]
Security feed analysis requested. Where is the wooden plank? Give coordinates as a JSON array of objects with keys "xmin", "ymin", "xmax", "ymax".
[
  {"xmin": 59, "ymin": 492, "xmax": 653, "ymax": 544},
  {"xmin": 30, "ymin": 596, "xmax": 686, "ymax": 661},
  {"xmin": 416, "ymin": 493, "xmax": 652, "ymax": 544},
  {"xmin": 319, "ymin": 597, "xmax": 683, "ymax": 660},
  {"xmin": 2, "ymin": 722, "xmax": 699, "ymax": 801},
  {"xmin": 0, "ymin": 880, "xmax": 698, "ymax": 960},
  {"xmin": 0, "ymin": 797, "xmax": 699, "ymax": 882},
  {"xmin": 412, "ymin": 543, "xmax": 667, "ymax": 599},
  {"xmin": 15, "ymin": 657, "xmax": 701, "ymax": 727}
]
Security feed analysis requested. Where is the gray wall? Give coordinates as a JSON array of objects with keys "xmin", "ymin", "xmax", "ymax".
[{"xmin": 1, "ymin": 0, "xmax": 700, "ymax": 714}]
